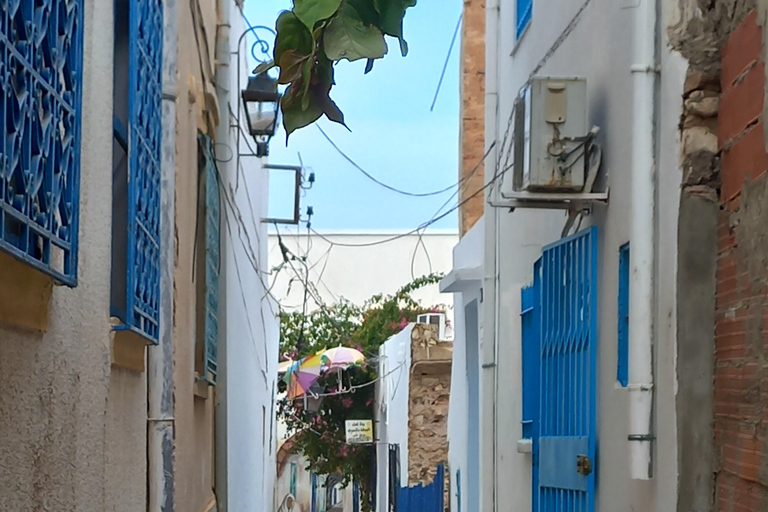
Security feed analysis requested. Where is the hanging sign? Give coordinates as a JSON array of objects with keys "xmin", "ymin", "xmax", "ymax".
[{"xmin": 345, "ymin": 420, "xmax": 374, "ymax": 444}]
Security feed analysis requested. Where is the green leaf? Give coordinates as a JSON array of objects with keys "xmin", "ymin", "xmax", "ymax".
[
  {"xmin": 274, "ymin": 11, "xmax": 314, "ymax": 65},
  {"xmin": 373, "ymin": 0, "xmax": 416, "ymax": 56},
  {"xmin": 253, "ymin": 60, "xmax": 276, "ymax": 75},
  {"xmin": 293, "ymin": 0, "xmax": 343, "ymax": 30},
  {"xmin": 323, "ymin": 3, "xmax": 388, "ymax": 62},
  {"xmin": 278, "ymin": 50, "xmax": 309, "ymax": 84},
  {"xmin": 282, "ymin": 85, "xmax": 323, "ymax": 140},
  {"xmin": 347, "ymin": 0, "xmax": 380, "ymax": 25},
  {"xmin": 321, "ymin": 94, "xmax": 348, "ymax": 127}
]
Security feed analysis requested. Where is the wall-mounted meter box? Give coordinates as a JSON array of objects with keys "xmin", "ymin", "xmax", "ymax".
[{"xmin": 510, "ymin": 77, "xmax": 588, "ymax": 193}]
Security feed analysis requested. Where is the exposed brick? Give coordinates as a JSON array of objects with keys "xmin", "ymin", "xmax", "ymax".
[
  {"xmin": 719, "ymin": 62, "xmax": 765, "ymax": 146},
  {"xmin": 721, "ymin": 122, "xmax": 768, "ymax": 201},
  {"xmin": 722, "ymin": 10, "xmax": 763, "ymax": 89}
]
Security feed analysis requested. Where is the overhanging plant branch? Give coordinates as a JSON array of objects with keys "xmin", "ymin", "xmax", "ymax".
[{"xmin": 265, "ymin": 0, "xmax": 418, "ymax": 140}]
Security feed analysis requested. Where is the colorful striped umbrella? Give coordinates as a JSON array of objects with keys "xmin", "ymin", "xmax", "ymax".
[
  {"xmin": 321, "ymin": 347, "xmax": 365, "ymax": 370},
  {"xmin": 286, "ymin": 352, "xmax": 325, "ymax": 399}
]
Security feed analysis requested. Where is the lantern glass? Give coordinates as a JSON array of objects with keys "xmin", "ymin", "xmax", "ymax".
[{"xmin": 245, "ymin": 98, "xmax": 279, "ymax": 136}]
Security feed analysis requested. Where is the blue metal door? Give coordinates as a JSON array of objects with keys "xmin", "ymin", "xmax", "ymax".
[
  {"xmin": 537, "ymin": 227, "xmax": 598, "ymax": 511},
  {"xmin": 397, "ymin": 464, "xmax": 444, "ymax": 512}
]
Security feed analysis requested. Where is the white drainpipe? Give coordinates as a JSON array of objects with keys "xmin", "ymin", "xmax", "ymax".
[
  {"xmin": 628, "ymin": 0, "xmax": 658, "ymax": 481},
  {"xmin": 214, "ymin": 0, "xmax": 233, "ymax": 509},
  {"xmin": 481, "ymin": 0, "xmax": 500, "ymax": 510},
  {"xmin": 149, "ymin": 0, "xmax": 179, "ymax": 510}
]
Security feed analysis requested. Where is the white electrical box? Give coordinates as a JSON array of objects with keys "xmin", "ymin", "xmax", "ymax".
[{"xmin": 509, "ymin": 77, "xmax": 588, "ymax": 193}]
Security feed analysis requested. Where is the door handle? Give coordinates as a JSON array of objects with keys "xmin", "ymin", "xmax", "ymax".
[{"xmin": 576, "ymin": 454, "xmax": 592, "ymax": 476}]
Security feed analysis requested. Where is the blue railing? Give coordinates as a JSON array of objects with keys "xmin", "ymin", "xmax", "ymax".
[
  {"xmin": 199, "ymin": 135, "xmax": 220, "ymax": 381},
  {"xmin": 120, "ymin": 0, "xmax": 163, "ymax": 342},
  {"xmin": 0, "ymin": 0, "xmax": 84, "ymax": 285}
]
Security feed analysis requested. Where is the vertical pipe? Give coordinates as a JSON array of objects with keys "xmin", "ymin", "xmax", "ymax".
[
  {"xmin": 214, "ymin": 0, "xmax": 232, "ymax": 509},
  {"xmin": 482, "ymin": 0, "xmax": 500, "ymax": 510},
  {"xmin": 149, "ymin": 0, "xmax": 178, "ymax": 510},
  {"xmin": 628, "ymin": 0, "xmax": 657, "ymax": 481}
]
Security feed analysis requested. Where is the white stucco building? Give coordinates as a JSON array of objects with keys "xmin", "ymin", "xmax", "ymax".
[
  {"xmin": 268, "ymin": 229, "xmax": 458, "ymax": 321},
  {"xmin": 442, "ymin": 0, "xmax": 715, "ymax": 511}
]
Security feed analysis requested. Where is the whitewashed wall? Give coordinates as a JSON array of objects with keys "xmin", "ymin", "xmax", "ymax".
[
  {"xmin": 216, "ymin": 6, "xmax": 279, "ymax": 511},
  {"xmin": 268, "ymin": 230, "xmax": 458, "ymax": 328},
  {"xmin": 472, "ymin": 0, "xmax": 688, "ymax": 510},
  {"xmin": 374, "ymin": 325, "xmax": 414, "ymax": 511}
]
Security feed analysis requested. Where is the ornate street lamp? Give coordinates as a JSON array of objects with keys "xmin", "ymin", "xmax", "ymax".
[{"xmin": 241, "ymin": 71, "xmax": 280, "ymax": 157}]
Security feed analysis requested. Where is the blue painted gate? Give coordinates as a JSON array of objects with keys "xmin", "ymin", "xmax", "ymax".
[
  {"xmin": 397, "ymin": 464, "xmax": 444, "ymax": 512},
  {"xmin": 533, "ymin": 227, "xmax": 598, "ymax": 512}
]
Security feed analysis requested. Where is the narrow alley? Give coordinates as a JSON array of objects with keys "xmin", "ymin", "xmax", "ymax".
[{"xmin": 0, "ymin": 1, "xmax": 766, "ymax": 512}]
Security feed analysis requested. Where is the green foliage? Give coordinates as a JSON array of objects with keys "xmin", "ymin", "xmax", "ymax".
[
  {"xmin": 264, "ymin": 0, "xmax": 417, "ymax": 140},
  {"xmin": 278, "ymin": 274, "xmax": 444, "ymax": 509}
]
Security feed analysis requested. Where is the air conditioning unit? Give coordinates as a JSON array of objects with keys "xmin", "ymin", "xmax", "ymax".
[
  {"xmin": 510, "ymin": 77, "xmax": 589, "ymax": 193},
  {"xmin": 417, "ymin": 313, "xmax": 446, "ymax": 341}
]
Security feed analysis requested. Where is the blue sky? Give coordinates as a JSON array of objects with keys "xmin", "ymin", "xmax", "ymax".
[{"xmin": 244, "ymin": 0, "xmax": 462, "ymax": 230}]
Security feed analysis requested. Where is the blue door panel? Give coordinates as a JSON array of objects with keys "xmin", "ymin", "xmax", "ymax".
[
  {"xmin": 535, "ymin": 226, "xmax": 598, "ymax": 512},
  {"xmin": 538, "ymin": 436, "xmax": 589, "ymax": 491},
  {"xmin": 397, "ymin": 464, "xmax": 444, "ymax": 512}
]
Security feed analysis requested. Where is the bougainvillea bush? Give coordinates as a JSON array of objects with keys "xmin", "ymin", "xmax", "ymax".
[{"xmin": 278, "ymin": 274, "xmax": 444, "ymax": 510}]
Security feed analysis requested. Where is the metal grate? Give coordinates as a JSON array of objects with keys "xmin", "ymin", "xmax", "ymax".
[
  {"xmin": 516, "ymin": 0, "xmax": 533, "ymax": 39},
  {"xmin": 125, "ymin": 0, "xmax": 162, "ymax": 342},
  {"xmin": 199, "ymin": 135, "xmax": 219, "ymax": 381},
  {"xmin": 538, "ymin": 227, "xmax": 597, "ymax": 512},
  {"xmin": 0, "ymin": 0, "xmax": 84, "ymax": 285}
]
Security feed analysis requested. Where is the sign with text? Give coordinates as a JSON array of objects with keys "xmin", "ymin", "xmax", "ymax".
[{"xmin": 345, "ymin": 420, "xmax": 373, "ymax": 444}]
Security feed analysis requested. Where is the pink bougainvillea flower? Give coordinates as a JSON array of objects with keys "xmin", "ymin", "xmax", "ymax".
[
  {"xmin": 341, "ymin": 397, "xmax": 354, "ymax": 408},
  {"xmin": 398, "ymin": 317, "xmax": 408, "ymax": 328}
]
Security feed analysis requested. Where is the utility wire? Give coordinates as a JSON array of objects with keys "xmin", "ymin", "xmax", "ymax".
[
  {"xmin": 431, "ymin": 13, "xmax": 462, "ymax": 112},
  {"xmin": 309, "ymin": 141, "xmax": 497, "ymax": 248},
  {"xmin": 316, "ymin": 125, "xmax": 460, "ymax": 198}
]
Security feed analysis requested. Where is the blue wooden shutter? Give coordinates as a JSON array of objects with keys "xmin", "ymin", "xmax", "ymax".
[
  {"xmin": 199, "ymin": 135, "xmax": 219, "ymax": 381},
  {"xmin": 126, "ymin": 0, "xmax": 162, "ymax": 342},
  {"xmin": 516, "ymin": 0, "xmax": 533, "ymax": 39},
  {"xmin": 0, "ymin": 0, "xmax": 85, "ymax": 285},
  {"xmin": 617, "ymin": 243, "xmax": 630, "ymax": 387}
]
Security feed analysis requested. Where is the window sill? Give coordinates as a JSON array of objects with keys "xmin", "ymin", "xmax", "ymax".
[
  {"xmin": 110, "ymin": 324, "xmax": 147, "ymax": 372},
  {"xmin": 0, "ymin": 250, "xmax": 53, "ymax": 333},
  {"xmin": 194, "ymin": 372, "xmax": 213, "ymax": 399},
  {"xmin": 511, "ymin": 22, "xmax": 531, "ymax": 57}
]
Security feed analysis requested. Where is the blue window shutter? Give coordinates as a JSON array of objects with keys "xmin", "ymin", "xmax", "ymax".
[
  {"xmin": 516, "ymin": 0, "xmax": 533, "ymax": 39},
  {"xmin": 521, "ymin": 258, "xmax": 541, "ymax": 440},
  {"xmin": 353, "ymin": 481, "xmax": 360, "ymax": 512},
  {"xmin": 0, "ymin": 0, "xmax": 85, "ymax": 285},
  {"xmin": 617, "ymin": 243, "xmax": 630, "ymax": 387},
  {"xmin": 311, "ymin": 474, "xmax": 317, "ymax": 512},
  {"xmin": 290, "ymin": 462, "xmax": 297, "ymax": 497},
  {"xmin": 125, "ymin": 0, "xmax": 163, "ymax": 342},
  {"xmin": 456, "ymin": 469, "xmax": 462, "ymax": 512},
  {"xmin": 199, "ymin": 135, "xmax": 220, "ymax": 382}
]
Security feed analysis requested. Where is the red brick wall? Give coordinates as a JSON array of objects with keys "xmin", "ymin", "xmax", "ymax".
[
  {"xmin": 458, "ymin": 0, "xmax": 485, "ymax": 236},
  {"xmin": 715, "ymin": 9, "xmax": 768, "ymax": 511}
]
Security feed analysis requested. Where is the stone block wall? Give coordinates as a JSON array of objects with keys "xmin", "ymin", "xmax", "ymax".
[{"xmin": 407, "ymin": 324, "xmax": 451, "ymax": 496}]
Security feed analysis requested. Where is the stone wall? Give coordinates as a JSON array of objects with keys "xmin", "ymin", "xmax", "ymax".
[{"xmin": 407, "ymin": 324, "xmax": 451, "ymax": 492}]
